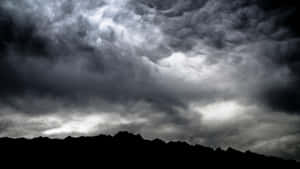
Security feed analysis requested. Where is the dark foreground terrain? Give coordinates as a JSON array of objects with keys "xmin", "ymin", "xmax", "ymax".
[{"xmin": 0, "ymin": 131, "xmax": 299, "ymax": 167}]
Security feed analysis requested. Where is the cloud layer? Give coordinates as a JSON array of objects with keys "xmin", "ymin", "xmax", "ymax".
[{"xmin": 0, "ymin": 0, "xmax": 300, "ymax": 160}]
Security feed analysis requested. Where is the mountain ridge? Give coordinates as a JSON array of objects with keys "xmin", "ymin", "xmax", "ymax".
[{"xmin": 0, "ymin": 131, "xmax": 299, "ymax": 167}]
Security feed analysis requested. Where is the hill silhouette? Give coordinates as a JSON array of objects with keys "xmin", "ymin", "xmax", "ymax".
[{"xmin": 0, "ymin": 131, "xmax": 299, "ymax": 167}]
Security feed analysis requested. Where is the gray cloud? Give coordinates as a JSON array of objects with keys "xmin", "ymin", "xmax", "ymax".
[{"xmin": 0, "ymin": 0, "xmax": 300, "ymax": 160}]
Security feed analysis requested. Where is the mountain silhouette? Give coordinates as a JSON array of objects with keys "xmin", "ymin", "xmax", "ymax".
[{"xmin": 0, "ymin": 131, "xmax": 299, "ymax": 167}]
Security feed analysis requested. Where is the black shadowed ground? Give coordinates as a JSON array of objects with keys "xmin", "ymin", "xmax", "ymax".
[{"xmin": 0, "ymin": 131, "xmax": 299, "ymax": 167}]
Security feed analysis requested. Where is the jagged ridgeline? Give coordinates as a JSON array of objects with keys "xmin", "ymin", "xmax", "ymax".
[{"xmin": 0, "ymin": 131, "xmax": 299, "ymax": 167}]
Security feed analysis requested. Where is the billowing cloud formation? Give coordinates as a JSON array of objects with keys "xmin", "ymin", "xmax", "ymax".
[{"xmin": 0, "ymin": 0, "xmax": 300, "ymax": 160}]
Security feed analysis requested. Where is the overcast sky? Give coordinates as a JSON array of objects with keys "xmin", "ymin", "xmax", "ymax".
[{"xmin": 0, "ymin": 0, "xmax": 300, "ymax": 160}]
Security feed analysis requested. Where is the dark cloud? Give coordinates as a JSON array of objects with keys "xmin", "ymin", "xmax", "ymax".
[{"xmin": 0, "ymin": 0, "xmax": 300, "ymax": 160}]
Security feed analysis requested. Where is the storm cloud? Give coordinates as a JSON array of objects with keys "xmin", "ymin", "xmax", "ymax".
[{"xmin": 0, "ymin": 0, "xmax": 300, "ymax": 160}]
